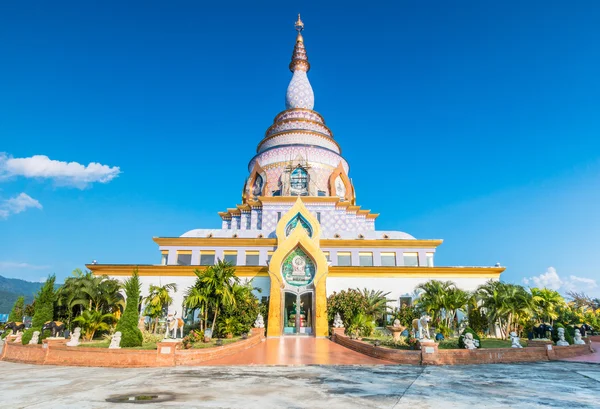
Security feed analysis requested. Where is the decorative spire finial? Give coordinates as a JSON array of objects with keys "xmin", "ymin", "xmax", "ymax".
[{"xmin": 295, "ymin": 14, "xmax": 304, "ymax": 33}]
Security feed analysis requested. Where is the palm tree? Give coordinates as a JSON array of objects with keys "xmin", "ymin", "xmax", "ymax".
[
  {"xmin": 184, "ymin": 285, "xmax": 210, "ymax": 332},
  {"xmin": 476, "ymin": 281, "xmax": 533, "ymax": 339},
  {"xmin": 415, "ymin": 280, "xmax": 457, "ymax": 326},
  {"xmin": 73, "ymin": 310, "xmax": 116, "ymax": 341},
  {"xmin": 143, "ymin": 283, "xmax": 177, "ymax": 333},
  {"xmin": 531, "ymin": 287, "xmax": 564, "ymax": 325},
  {"xmin": 358, "ymin": 288, "xmax": 392, "ymax": 321},
  {"xmin": 444, "ymin": 287, "xmax": 470, "ymax": 329},
  {"xmin": 201, "ymin": 260, "xmax": 239, "ymax": 333}
]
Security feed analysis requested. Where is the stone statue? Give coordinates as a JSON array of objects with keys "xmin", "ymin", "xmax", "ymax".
[
  {"xmin": 108, "ymin": 331, "xmax": 122, "ymax": 349},
  {"xmin": 67, "ymin": 327, "xmax": 81, "ymax": 347},
  {"xmin": 332, "ymin": 312, "xmax": 344, "ymax": 328},
  {"xmin": 412, "ymin": 315, "xmax": 431, "ymax": 340},
  {"xmin": 393, "ymin": 319, "xmax": 402, "ymax": 328},
  {"xmin": 510, "ymin": 331, "xmax": 523, "ymax": 348},
  {"xmin": 335, "ymin": 176, "xmax": 346, "ymax": 198},
  {"xmin": 463, "ymin": 332, "xmax": 479, "ymax": 350},
  {"xmin": 573, "ymin": 329, "xmax": 586, "ymax": 345},
  {"xmin": 556, "ymin": 327, "xmax": 569, "ymax": 346},
  {"xmin": 254, "ymin": 313, "xmax": 265, "ymax": 329},
  {"xmin": 28, "ymin": 331, "xmax": 40, "ymax": 345},
  {"xmin": 13, "ymin": 332, "xmax": 23, "ymax": 343}
]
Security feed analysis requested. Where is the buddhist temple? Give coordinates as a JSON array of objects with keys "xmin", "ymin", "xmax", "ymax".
[{"xmin": 88, "ymin": 16, "xmax": 504, "ymax": 337}]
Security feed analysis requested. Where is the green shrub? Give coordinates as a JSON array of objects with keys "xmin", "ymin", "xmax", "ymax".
[
  {"xmin": 458, "ymin": 327, "xmax": 481, "ymax": 349},
  {"xmin": 115, "ymin": 270, "xmax": 143, "ymax": 347},
  {"xmin": 467, "ymin": 306, "xmax": 488, "ymax": 336},
  {"xmin": 23, "ymin": 276, "xmax": 56, "ymax": 345},
  {"xmin": 8, "ymin": 296, "xmax": 25, "ymax": 322},
  {"xmin": 392, "ymin": 305, "xmax": 420, "ymax": 328},
  {"xmin": 552, "ymin": 323, "xmax": 574, "ymax": 345},
  {"xmin": 327, "ymin": 289, "xmax": 368, "ymax": 328}
]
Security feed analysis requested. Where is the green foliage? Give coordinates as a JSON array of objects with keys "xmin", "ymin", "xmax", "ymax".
[
  {"xmin": 392, "ymin": 305, "xmax": 419, "ymax": 328},
  {"xmin": 327, "ymin": 289, "xmax": 368, "ymax": 328},
  {"xmin": 142, "ymin": 331, "xmax": 164, "ymax": 345},
  {"xmin": 57, "ymin": 269, "xmax": 124, "ymax": 328},
  {"xmin": 436, "ymin": 322, "xmax": 452, "ymax": 338},
  {"xmin": 346, "ymin": 312, "xmax": 375, "ymax": 338},
  {"xmin": 115, "ymin": 269, "xmax": 143, "ymax": 347},
  {"xmin": 415, "ymin": 280, "xmax": 470, "ymax": 331},
  {"xmin": 73, "ymin": 310, "xmax": 116, "ymax": 341},
  {"xmin": 467, "ymin": 306, "xmax": 489, "ymax": 336},
  {"xmin": 218, "ymin": 280, "xmax": 259, "ymax": 336},
  {"xmin": 358, "ymin": 288, "xmax": 392, "ymax": 324},
  {"xmin": 181, "ymin": 329, "xmax": 203, "ymax": 349},
  {"xmin": 458, "ymin": 327, "xmax": 481, "ymax": 349},
  {"xmin": 530, "ymin": 287, "xmax": 564, "ymax": 324},
  {"xmin": 217, "ymin": 317, "xmax": 241, "ymax": 337},
  {"xmin": 552, "ymin": 323, "xmax": 574, "ymax": 345},
  {"xmin": 143, "ymin": 283, "xmax": 177, "ymax": 333},
  {"xmin": 8, "ymin": 296, "xmax": 25, "ymax": 322},
  {"xmin": 23, "ymin": 275, "xmax": 56, "ymax": 344}
]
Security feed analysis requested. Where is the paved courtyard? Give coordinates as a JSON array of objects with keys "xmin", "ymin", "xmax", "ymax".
[{"xmin": 1, "ymin": 360, "xmax": 599, "ymax": 408}]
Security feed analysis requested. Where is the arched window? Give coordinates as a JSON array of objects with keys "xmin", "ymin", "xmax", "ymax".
[{"xmin": 290, "ymin": 167, "xmax": 308, "ymax": 195}]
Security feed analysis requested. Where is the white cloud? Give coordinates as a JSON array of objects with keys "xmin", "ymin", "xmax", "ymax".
[
  {"xmin": 0, "ymin": 261, "xmax": 50, "ymax": 271},
  {"xmin": 523, "ymin": 267, "xmax": 598, "ymax": 296},
  {"xmin": 0, "ymin": 193, "xmax": 42, "ymax": 219},
  {"xmin": 0, "ymin": 152, "xmax": 121, "ymax": 188}
]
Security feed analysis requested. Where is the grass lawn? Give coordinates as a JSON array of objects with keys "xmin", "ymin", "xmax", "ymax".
[
  {"xmin": 190, "ymin": 336, "xmax": 241, "ymax": 349},
  {"xmin": 80, "ymin": 340, "xmax": 158, "ymax": 350}
]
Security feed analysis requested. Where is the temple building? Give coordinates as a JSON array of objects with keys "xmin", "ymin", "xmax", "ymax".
[{"xmin": 88, "ymin": 16, "xmax": 504, "ymax": 337}]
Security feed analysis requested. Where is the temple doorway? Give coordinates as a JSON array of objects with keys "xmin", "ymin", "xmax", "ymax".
[{"xmin": 283, "ymin": 290, "xmax": 314, "ymax": 335}]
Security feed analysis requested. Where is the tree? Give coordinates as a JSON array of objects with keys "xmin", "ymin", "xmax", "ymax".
[
  {"xmin": 358, "ymin": 288, "xmax": 392, "ymax": 323},
  {"xmin": 8, "ymin": 296, "xmax": 25, "ymax": 322},
  {"xmin": 73, "ymin": 310, "xmax": 116, "ymax": 341},
  {"xmin": 531, "ymin": 287, "xmax": 564, "ymax": 325},
  {"xmin": 327, "ymin": 289, "xmax": 368, "ymax": 329},
  {"xmin": 415, "ymin": 280, "xmax": 470, "ymax": 331},
  {"xmin": 143, "ymin": 283, "xmax": 177, "ymax": 333},
  {"xmin": 200, "ymin": 260, "xmax": 239, "ymax": 333},
  {"xmin": 22, "ymin": 275, "xmax": 56, "ymax": 344},
  {"xmin": 184, "ymin": 284, "xmax": 210, "ymax": 332},
  {"xmin": 114, "ymin": 269, "xmax": 143, "ymax": 347},
  {"xmin": 217, "ymin": 280, "xmax": 260, "ymax": 337}
]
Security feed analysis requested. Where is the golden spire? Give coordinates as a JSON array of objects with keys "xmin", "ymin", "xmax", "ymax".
[{"xmin": 289, "ymin": 14, "xmax": 310, "ymax": 72}]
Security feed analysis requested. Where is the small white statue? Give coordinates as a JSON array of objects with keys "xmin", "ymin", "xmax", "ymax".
[
  {"xmin": 412, "ymin": 315, "xmax": 431, "ymax": 340},
  {"xmin": 393, "ymin": 318, "xmax": 402, "ymax": 328},
  {"xmin": 332, "ymin": 312, "xmax": 344, "ymax": 328},
  {"xmin": 463, "ymin": 332, "xmax": 479, "ymax": 349},
  {"xmin": 510, "ymin": 331, "xmax": 522, "ymax": 348},
  {"xmin": 109, "ymin": 331, "xmax": 122, "ymax": 349},
  {"xmin": 573, "ymin": 329, "xmax": 585, "ymax": 345},
  {"xmin": 556, "ymin": 327, "xmax": 569, "ymax": 346},
  {"xmin": 67, "ymin": 327, "xmax": 81, "ymax": 347},
  {"xmin": 29, "ymin": 331, "xmax": 40, "ymax": 345},
  {"xmin": 254, "ymin": 313, "xmax": 265, "ymax": 329}
]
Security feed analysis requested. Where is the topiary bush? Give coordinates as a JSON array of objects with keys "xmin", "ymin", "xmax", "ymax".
[
  {"xmin": 552, "ymin": 323, "xmax": 574, "ymax": 345},
  {"xmin": 458, "ymin": 327, "xmax": 481, "ymax": 349},
  {"xmin": 115, "ymin": 270, "xmax": 143, "ymax": 347}
]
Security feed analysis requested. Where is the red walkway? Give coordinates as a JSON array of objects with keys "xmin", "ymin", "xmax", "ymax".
[
  {"xmin": 199, "ymin": 337, "xmax": 393, "ymax": 366},
  {"xmin": 560, "ymin": 342, "xmax": 600, "ymax": 364}
]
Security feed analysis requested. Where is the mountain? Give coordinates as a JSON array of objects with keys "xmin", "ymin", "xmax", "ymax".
[{"xmin": 0, "ymin": 275, "xmax": 44, "ymax": 315}]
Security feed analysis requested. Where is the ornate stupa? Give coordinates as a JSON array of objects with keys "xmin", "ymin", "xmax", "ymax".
[{"xmin": 88, "ymin": 16, "xmax": 504, "ymax": 339}]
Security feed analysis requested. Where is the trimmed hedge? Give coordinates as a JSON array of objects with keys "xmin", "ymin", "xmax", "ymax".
[{"xmin": 458, "ymin": 327, "xmax": 481, "ymax": 349}]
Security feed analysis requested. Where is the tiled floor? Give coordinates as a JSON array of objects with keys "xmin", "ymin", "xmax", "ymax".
[{"xmin": 199, "ymin": 336, "xmax": 393, "ymax": 365}]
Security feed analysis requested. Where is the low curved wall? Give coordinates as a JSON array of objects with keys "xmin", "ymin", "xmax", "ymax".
[
  {"xmin": 332, "ymin": 333, "xmax": 594, "ymax": 366},
  {"xmin": 1, "ymin": 330, "xmax": 265, "ymax": 368}
]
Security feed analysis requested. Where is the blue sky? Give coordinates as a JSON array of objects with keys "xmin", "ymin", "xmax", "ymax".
[{"xmin": 0, "ymin": 1, "xmax": 599, "ymax": 296}]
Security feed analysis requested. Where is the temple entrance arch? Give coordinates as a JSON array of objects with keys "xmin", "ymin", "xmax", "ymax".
[{"xmin": 266, "ymin": 198, "xmax": 329, "ymax": 337}]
